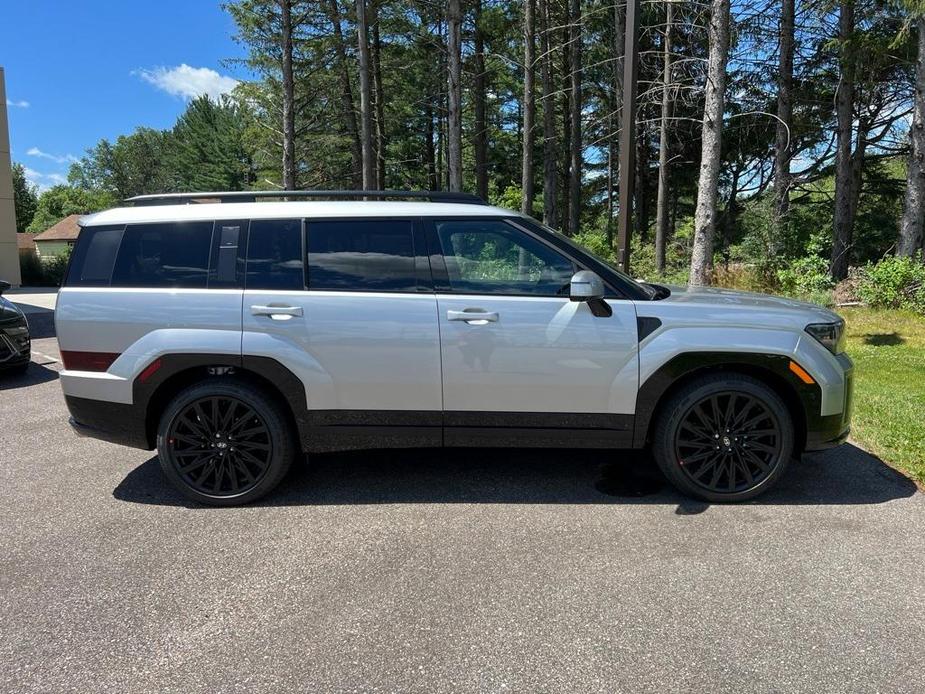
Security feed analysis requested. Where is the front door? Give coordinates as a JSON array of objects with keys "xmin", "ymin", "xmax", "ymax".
[{"xmin": 430, "ymin": 218, "xmax": 638, "ymax": 446}]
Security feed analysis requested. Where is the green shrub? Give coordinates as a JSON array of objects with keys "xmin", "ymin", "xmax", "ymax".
[
  {"xmin": 39, "ymin": 253, "xmax": 71, "ymax": 286},
  {"xmin": 858, "ymin": 255, "xmax": 925, "ymax": 313},
  {"xmin": 20, "ymin": 249, "xmax": 71, "ymax": 286}
]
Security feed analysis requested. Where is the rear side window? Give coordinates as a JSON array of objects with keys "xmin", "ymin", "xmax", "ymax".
[
  {"xmin": 307, "ymin": 220, "xmax": 416, "ymax": 292},
  {"xmin": 246, "ymin": 219, "xmax": 303, "ymax": 290},
  {"xmin": 65, "ymin": 226, "xmax": 125, "ymax": 286},
  {"xmin": 111, "ymin": 222, "xmax": 213, "ymax": 288}
]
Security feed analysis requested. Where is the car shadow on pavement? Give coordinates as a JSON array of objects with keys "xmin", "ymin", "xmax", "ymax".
[
  {"xmin": 0, "ymin": 362, "xmax": 58, "ymax": 390},
  {"xmin": 113, "ymin": 442, "xmax": 917, "ymax": 509}
]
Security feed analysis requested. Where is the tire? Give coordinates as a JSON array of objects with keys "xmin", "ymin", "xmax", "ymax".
[
  {"xmin": 156, "ymin": 379, "xmax": 297, "ymax": 506},
  {"xmin": 651, "ymin": 373, "xmax": 793, "ymax": 503}
]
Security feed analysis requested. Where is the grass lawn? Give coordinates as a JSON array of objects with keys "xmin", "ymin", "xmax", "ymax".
[{"xmin": 838, "ymin": 307, "xmax": 925, "ymax": 485}]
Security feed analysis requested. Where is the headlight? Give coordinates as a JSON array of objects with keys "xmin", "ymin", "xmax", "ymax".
[{"xmin": 805, "ymin": 320, "xmax": 846, "ymax": 355}]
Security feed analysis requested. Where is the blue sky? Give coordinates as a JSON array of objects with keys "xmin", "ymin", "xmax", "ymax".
[{"xmin": 2, "ymin": 1, "xmax": 251, "ymax": 191}]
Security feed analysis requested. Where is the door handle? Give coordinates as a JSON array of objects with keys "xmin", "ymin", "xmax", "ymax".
[
  {"xmin": 447, "ymin": 309, "xmax": 499, "ymax": 324},
  {"xmin": 250, "ymin": 304, "xmax": 303, "ymax": 319}
]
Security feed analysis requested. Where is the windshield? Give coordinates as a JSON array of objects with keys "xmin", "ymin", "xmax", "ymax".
[{"xmin": 519, "ymin": 219, "xmax": 658, "ymax": 300}]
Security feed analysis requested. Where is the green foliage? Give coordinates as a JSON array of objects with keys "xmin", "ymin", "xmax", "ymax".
[
  {"xmin": 27, "ymin": 185, "xmax": 117, "ymax": 233},
  {"xmin": 168, "ymin": 96, "xmax": 255, "ymax": 191},
  {"xmin": 12, "ymin": 163, "xmax": 38, "ymax": 232},
  {"xmin": 858, "ymin": 255, "xmax": 925, "ymax": 313},
  {"xmin": 69, "ymin": 127, "xmax": 173, "ymax": 199},
  {"xmin": 776, "ymin": 233, "xmax": 835, "ymax": 296}
]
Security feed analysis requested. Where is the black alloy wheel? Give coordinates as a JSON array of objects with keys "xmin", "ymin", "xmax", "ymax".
[
  {"xmin": 675, "ymin": 391, "xmax": 781, "ymax": 494},
  {"xmin": 652, "ymin": 373, "xmax": 794, "ymax": 502},
  {"xmin": 157, "ymin": 380, "xmax": 296, "ymax": 506}
]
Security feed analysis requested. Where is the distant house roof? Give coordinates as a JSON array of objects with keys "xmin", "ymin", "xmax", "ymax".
[
  {"xmin": 34, "ymin": 214, "xmax": 82, "ymax": 242},
  {"xmin": 16, "ymin": 233, "xmax": 36, "ymax": 250}
]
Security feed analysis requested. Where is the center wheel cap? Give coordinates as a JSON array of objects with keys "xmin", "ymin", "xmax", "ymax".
[{"xmin": 722, "ymin": 436, "xmax": 732, "ymax": 447}]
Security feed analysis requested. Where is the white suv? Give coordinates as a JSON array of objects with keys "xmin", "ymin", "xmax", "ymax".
[{"xmin": 56, "ymin": 191, "xmax": 853, "ymax": 505}]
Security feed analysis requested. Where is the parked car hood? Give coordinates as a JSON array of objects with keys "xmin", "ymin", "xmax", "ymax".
[{"xmin": 0, "ymin": 295, "xmax": 26, "ymax": 323}]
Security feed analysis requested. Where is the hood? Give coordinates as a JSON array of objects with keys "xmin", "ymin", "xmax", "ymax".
[
  {"xmin": 0, "ymin": 295, "xmax": 26, "ymax": 323},
  {"xmin": 651, "ymin": 284, "xmax": 841, "ymax": 327}
]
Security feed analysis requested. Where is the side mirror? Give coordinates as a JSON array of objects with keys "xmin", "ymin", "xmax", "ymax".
[
  {"xmin": 0, "ymin": 280, "xmax": 10, "ymax": 295},
  {"xmin": 569, "ymin": 270, "xmax": 604, "ymax": 302}
]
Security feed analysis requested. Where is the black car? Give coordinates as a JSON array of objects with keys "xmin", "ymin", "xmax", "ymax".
[{"xmin": 0, "ymin": 280, "xmax": 30, "ymax": 374}]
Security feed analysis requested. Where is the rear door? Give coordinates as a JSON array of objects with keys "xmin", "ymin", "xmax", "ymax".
[
  {"xmin": 430, "ymin": 218, "xmax": 639, "ymax": 446},
  {"xmin": 241, "ymin": 217, "xmax": 442, "ymax": 444}
]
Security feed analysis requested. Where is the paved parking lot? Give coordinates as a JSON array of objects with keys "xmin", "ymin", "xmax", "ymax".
[{"xmin": 2, "ymin": 304, "xmax": 924, "ymax": 693}]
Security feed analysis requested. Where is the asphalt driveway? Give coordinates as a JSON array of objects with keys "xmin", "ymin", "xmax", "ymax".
[{"xmin": 1, "ymin": 305, "xmax": 923, "ymax": 693}]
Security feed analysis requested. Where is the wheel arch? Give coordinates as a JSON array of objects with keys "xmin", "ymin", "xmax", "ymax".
[
  {"xmin": 135, "ymin": 354, "xmax": 309, "ymax": 450},
  {"xmin": 634, "ymin": 352, "xmax": 820, "ymax": 453}
]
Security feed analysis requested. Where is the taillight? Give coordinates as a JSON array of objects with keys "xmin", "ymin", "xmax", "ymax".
[{"xmin": 60, "ymin": 350, "xmax": 120, "ymax": 372}]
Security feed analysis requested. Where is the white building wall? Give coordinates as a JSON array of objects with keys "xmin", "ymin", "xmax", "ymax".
[{"xmin": 0, "ymin": 67, "xmax": 23, "ymax": 287}]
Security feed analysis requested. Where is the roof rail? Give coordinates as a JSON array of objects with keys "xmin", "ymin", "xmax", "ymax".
[{"xmin": 124, "ymin": 190, "xmax": 488, "ymax": 207}]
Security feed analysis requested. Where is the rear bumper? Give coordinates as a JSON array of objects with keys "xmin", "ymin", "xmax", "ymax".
[
  {"xmin": 804, "ymin": 353, "xmax": 853, "ymax": 451},
  {"xmin": 65, "ymin": 395, "xmax": 152, "ymax": 450}
]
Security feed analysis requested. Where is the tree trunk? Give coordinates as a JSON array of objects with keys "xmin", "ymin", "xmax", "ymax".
[
  {"xmin": 688, "ymin": 0, "xmax": 731, "ymax": 286},
  {"xmin": 372, "ymin": 20, "xmax": 386, "ymax": 189},
  {"xmin": 654, "ymin": 0, "xmax": 673, "ymax": 274},
  {"xmin": 540, "ymin": 0, "xmax": 558, "ymax": 228},
  {"xmin": 447, "ymin": 0, "xmax": 463, "ymax": 192},
  {"xmin": 280, "ymin": 0, "xmax": 296, "ymax": 189},
  {"xmin": 327, "ymin": 0, "xmax": 362, "ymax": 188},
  {"xmin": 634, "ymin": 124, "xmax": 648, "ymax": 241},
  {"xmin": 831, "ymin": 0, "xmax": 855, "ymax": 281},
  {"xmin": 356, "ymin": 0, "xmax": 376, "ymax": 189},
  {"xmin": 425, "ymin": 103, "xmax": 438, "ymax": 190},
  {"xmin": 521, "ymin": 0, "xmax": 536, "ymax": 216},
  {"xmin": 773, "ymin": 0, "xmax": 795, "ymax": 245},
  {"xmin": 899, "ymin": 14, "xmax": 925, "ymax": 258},
  {"xmin": 560, "ymin": 9, "xmax": 571, "ymax": 232},
  {"xmin": 474, "ymin": 0, "xmax": 489, "ymax": 201},
  {"xmin": 567, "ymin": 0, "xmax": 582, "ymax": 236},
  {"xmin": 609, "ymin": 0, "xmax": 625, "ymax": 249}
]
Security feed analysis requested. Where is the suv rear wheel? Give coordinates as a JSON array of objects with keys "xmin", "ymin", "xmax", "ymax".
[
  {"xmin": 652, "ymin": 373, "xmax": 793, "ymax": 502},
  {"xmin": 156, "ymin": 380, "xmax": 296, "ymax": 506}
]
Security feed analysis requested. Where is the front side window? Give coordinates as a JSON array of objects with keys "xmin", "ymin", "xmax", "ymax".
[
  {"xmin": 307, "ymin": 220, "xmax": 416, "ymax": 292},
  {"xmin": 111, "ymin": 222, "xmax": 213, "ymax": 288},
  {"xmin": 435, "ymin": 220, "xmax": 575, "ymax": 295}
]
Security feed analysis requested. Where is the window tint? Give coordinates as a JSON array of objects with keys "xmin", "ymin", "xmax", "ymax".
[
  {"xmin": 66, "ymin": 226, "xmax": 125, "ymax": 286},
  {"xmin": 111, "ymin": 222, "xmax": 213, "ymax": 288},
  {"xmin": 436, "ymin": 220, "xmax": 575, "ymax": 295},
  {"xmin": 307, "ymin": 220, "xmax": 416, "ymax": 291},
  {"xmin": 246, "ymin": 219, "xmax": 303, "ymax": 290}
]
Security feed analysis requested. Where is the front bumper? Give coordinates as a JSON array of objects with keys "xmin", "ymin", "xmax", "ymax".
[
  {"xmin": 804, "ymin": 352, "xmax": 853, "ymax": 451},
  {"xmin": 0, "ymin": 318, "xmax": 31, "ymax": 370}
]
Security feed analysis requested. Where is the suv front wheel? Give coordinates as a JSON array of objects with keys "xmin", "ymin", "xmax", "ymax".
[
  {"xmin": 156, "ymin": 380, "xmax": 296, "ymax": 506},
  {"xmin": 652, "ymin": 373, "xmax": 794, "ymax": 502}
]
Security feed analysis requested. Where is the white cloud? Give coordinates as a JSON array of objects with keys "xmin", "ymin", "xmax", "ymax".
[
  {"xmin": 135, "ymin": 64, "xmax": 239, "ymax": 101},
  {"xmin": 6, "ymin": 99, "xmax": 29, "ymax": 108},
  {"xmin": 22, "ymin": 167, "xmax": 65, "ymax": 192},
  {"xmin": 27, "ymin": 147, "xmax": 77, "ymax": 164}
]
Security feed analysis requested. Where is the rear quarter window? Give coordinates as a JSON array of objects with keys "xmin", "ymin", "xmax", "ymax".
[{"xmin": 64, "ymin": 226, "xmax": 125, "ymax": 287}]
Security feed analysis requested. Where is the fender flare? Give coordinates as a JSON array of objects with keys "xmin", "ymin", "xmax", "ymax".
[{"xmin": 633, "ymin": 351, "xmax": 822, "ymax": 449}]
